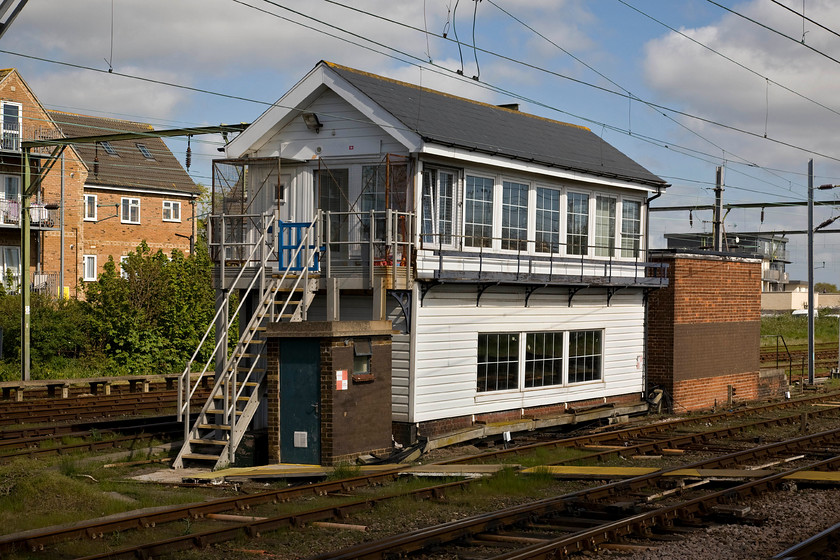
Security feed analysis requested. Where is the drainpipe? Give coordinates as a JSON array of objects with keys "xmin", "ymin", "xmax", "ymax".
[{"xmin": 642, "ymin": 185, "xmax": 664, "ymax": 403}]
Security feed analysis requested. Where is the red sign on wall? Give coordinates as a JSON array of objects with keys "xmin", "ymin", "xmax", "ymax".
[{"xmin": 336, "ymin": 369, "xmax": 348, "ymax": 391}]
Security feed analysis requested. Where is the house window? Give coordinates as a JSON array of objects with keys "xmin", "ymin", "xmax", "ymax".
[
  {"xmin": 83, "ymin": 254, "xmax": 97, "ymax": 281},
  {"xmin": 0, "ymin": 176, "xmax": 20, "ymax": 225},
  {"xmin": 1, "ymin": 102, "xmax": 21, "ymax": 151},
  {"xmin": 477, "ymin": 333, "xmax": 519, "ymax": 392},
  {"xmin": 535, "ymin": 187, "xmax": 560, "ymax": 253},
  {"xmin": 361, "ymin": 165, "xmax": 386, "ymax": 242},
  {"xmin": 121, "ymin": 197, "xmax": 140, "ymax": 224},
  {"xmin": 621, "ymin": 200, "xmax": 642, "ymax": 258},
  {"xmin": 524, "ymin": 332, "xmax": 564, "ymax": 388},
  {"xmin": 594, "ymin": 195, "xmax": 616, "ymax": 257},
  {"xmin": 162, "ymin": 200, "xmax": 181, "ymax": 222},
  {"xmin": 0, "ymin": 246, "xmax": 20, "ymax": 291},
  {"xmin": 567, "ymin": 192, "xmax": 589, "ymax": 255},
  {"xmin": 84, "ymin": 194, "xmax": 97, "ymax": 221},
  {"xmin": 464, "ymin": 175, "xmax": 493, "ymax": 248},
  {"xmin": 502, "ymin": 181, "xmax": 528, "ymax": 251},
  {"xmin": 421, "ymin": 168, "xmax": 455, "ymax": 245},
  {"xmin": 568, "ymin": 330, "xmax": 603, "ymax": 383},
  {"xmin": 136, "ymin": 143, "xmax": 154, "ymax": 159}
]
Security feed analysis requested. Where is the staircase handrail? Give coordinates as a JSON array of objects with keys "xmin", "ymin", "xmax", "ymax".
[
  {"xmin": 227, "ymin": 217, "xmax": 320, "ymax": 407},
  {"xmin": 177, "ymin": 211, "xmax": 276, "ymax": 421}
]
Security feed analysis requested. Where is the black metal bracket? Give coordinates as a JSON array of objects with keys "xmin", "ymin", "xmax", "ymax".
[
  {"xmin": 477, "ymin": 282, "xmax": 498, "ymax": 306},
  {"xmin": 568, "ymin": 285, "xmax": 587, "ymax": 307},
  {"xmin": 388, "ymin": 290, "xmax": 412, "ymax": 334},
  {"xmin": 419, "ymin": 280, "xmax": 439, "ymax": 306},
  {"xmin": 606, "ymin": 286, "xmax": 628, "ymax": 307},
  {"xmin": 524, "ymin": 284, "xmax": 547, "ymax": 307}
]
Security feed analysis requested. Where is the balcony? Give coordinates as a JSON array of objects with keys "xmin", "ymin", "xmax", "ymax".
[
  {"xmin": 0, "ymin": 122, "xmax": 63, "ymax": 155},
  {"xmin": 763, "ymin": 269, "xmax": 789, "ymax": 284},
  {"xmin": 0, "ymin": 198, "xmax": 60, "ymax": 229}
]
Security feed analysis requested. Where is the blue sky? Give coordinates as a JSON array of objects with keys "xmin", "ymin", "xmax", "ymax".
[{"xmin": 3, "ymin": 0, "xmax": 840, "ymax": 283}]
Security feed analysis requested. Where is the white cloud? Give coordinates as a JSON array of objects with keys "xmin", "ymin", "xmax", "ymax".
[
  {"xmin": 642, "ymin": 0, "xmax": 840, "ymax": 169},
  {"xmin": 29, "ymin": 67, "xmax": 187, "ymax": 122}
]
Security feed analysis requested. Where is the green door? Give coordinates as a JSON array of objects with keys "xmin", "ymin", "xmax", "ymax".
[{"xmin": 279, "ymin": 338, "xmax": 321, "ymax": 465}]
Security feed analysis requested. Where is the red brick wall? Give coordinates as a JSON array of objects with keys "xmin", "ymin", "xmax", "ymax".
[
  {"xmin": 0, "ymin": 69, "xmax": 195, "ymax": 298},
  {"xmin": 647, "ymin": 253, "xmax": 763, "ymax": 411},
  {"xmin": 671, "ymin": 371, "xmax": 759, "ymax": 411}
]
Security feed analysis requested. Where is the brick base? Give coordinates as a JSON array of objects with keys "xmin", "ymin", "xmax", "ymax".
[
  {"xmin": 671, "ymin": 371, "xmax": 759, "ymax": 412},
  {"xmin": 758, "ymin": 368, "xmax": 790, "ymax": 400},
  {"xmin": 394, "ymin": 392, "xmax": 644, "ymax": 444}
]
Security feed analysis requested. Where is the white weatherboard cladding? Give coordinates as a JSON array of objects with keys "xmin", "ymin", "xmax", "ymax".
[
  {"xmin": 257, "ymin": 90, "xmax": 406, "ymax": 161},
  {"xmin": 410, "ymin": 286, "xmax": 645, "ymax": 423}
]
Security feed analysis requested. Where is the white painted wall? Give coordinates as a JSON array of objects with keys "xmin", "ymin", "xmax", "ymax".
[{"xmin": 407, "ymin": 284, "xmax": 645, "ymax": 423}]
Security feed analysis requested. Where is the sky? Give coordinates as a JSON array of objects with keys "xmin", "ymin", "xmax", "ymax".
[{"xmin": 3, "ymin": 0, "xmax": 840, "ymax": 284}]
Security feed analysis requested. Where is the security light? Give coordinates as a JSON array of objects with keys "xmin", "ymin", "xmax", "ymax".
[{"xmin": 302, "ymin": 112, "xmax": 323, "ymax": 133}]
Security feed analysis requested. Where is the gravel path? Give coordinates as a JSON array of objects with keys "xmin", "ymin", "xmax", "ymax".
[{"xmin": 610, "ymin": 487, "xmax": 840, "ymax": 559}]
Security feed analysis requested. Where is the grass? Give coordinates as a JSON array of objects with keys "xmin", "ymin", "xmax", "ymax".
[
  {"xmin": 761, "ymin": 312, "xmax": 840, "ymax": 346},
  {"xmin": 0, "ymin": 456, "xmax": 213, "ymax": 535}
]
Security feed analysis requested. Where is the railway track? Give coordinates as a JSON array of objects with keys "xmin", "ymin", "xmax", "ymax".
[
  {"xmin": 6, "ymin": 392, "xmax": 840, "ymax": 559},
  {"xmin": 0, "ymin": 388, "xmax": 209, "ymax": 427}
]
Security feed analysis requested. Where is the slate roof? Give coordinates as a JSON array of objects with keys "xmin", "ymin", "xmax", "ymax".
[
  {"xmin": 48, "ymin": 111, "xmax": 198, "ymax": 195},
  {"xmin": 326, "ymin": 62, "xmax": 667, "ymax": 188}
]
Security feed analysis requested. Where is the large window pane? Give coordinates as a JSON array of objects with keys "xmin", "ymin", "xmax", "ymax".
[
  {"xmin": 621, "ymin": 200, "xmax": 642, "ymax": 258},
  {"xmin": 524, "ymin": 332, "xmax": 563, "ymax": 388},
  {"xmin": 422, "ymin": 169, "xmax": 454, "ymax": 245},
  {"xmin": 465, "ymin": 175, "xmax": 493, "ymax": 248},
  {"xmin": 535, "ymin": 187, "xmax": 560, "ymax": 253},
  {"xmin": 477, "ymin": 333, "xmax": 518, "ymax": 392},
  {"xmin": 502, "ymin": 181, "xmax": 528, "ymax": 251},
  {"xmin": 568, "ymin": 330, "xmax": 602, "ymax": 383},
  {"xmin": 567, "ymin": 192, "xmax": 589, "ymax": 255},
  {"xmin": 361, "ymin": 165, "xmax": 386, "ymax": 241},
  {"xmin": 594, "ymin": 195, "xmax": 616, "ymax": 257}
]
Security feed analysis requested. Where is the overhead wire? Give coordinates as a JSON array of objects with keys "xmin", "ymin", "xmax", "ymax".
[
  {"xmin": 5, "ymin": 1, "xmax": 839, "ymax": 200},
  {"xmin": 704, "ymin": 0, "xmax": 840, "ymax": 66}
]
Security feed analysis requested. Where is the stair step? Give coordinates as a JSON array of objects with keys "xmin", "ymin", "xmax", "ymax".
[
  {"xmin": 212, "ymin": 395, "xmax": 251, "ymax": 403},
  {"xmin": 206, "ymin": 409, "xmax": 243, "ymax": 416},
  {"xmin": 249, "ymin": 326, "xmax": 267, "ymax": 332},
  {"xmin": 197, "ymin": 424, "xmax": 231, "ymax": 431},
  {"xmin": 182, "ymin": 453, "xmax": 222, "ymax": 462},
  {"xmin": 190, "ymin": 438, "xmax": 228, "ymax": 446}
]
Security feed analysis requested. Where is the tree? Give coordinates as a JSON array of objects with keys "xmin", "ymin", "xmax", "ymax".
[
  {"xmin": 84, "ymin": 241, "xmax": 216, "ymax": 375},
  {"xmin": 815, "ymin": 282, "xmax": 838, "ymax": 293}
]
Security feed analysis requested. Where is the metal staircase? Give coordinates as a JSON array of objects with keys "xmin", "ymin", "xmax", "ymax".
[{"xmin": 173, "ymin": 214, "xmax": 320, "ymax": 470}]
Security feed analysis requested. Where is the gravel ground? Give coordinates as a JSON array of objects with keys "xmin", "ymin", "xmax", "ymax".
[{"xmin": 608, "ymin": 487, "xmax": 840, "ymax": 559}]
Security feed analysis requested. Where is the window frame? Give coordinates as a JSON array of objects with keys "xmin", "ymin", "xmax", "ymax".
[
  {"xmin": 594, "ymin": 195, "xmax": 617, "ymax": 258},
  {"xmin": 421, "ymin": 166, "xmax": 456, "ymax": 247},
  {"xmin": 501, "ymin": 179, "xmax": 529, "ymax": 252},
  {"xmin": 83, "ymin": 254, "xmax": 97, "ymax": 282},
  {"xmin": 84, "ymin": 194, "xmax": 97, "ymax": 222},
  {"xmin": 567, "ymin": 330, "xmax": 604, "ymax": 384},
  {"xmin": 534, "ymin": 185, "xmax": 561, "ymax": 254},
  {"xmin": 463, "ymin": 173, "xmax": 495, "ymax": 249},
  {"xmin": 476, "ymin": 329, "xmax": 604, "ymax": 394},
  {"xmin": 162, "ymin": 200, "xmax": 181, "ymax": 222},
  {"xmin": 121, "ymin": 197, "xmax": 140, "ymax": 224},
  {"xmin": 1, "ymin": 101, "xmax": 22, "ymax": 152},
  {"xmin": 620, "ymin": 198, "xmax": 643, "ymax": 259},
  {"xmin": 566, "ymin": 190, "xmax": 590, "ymax": 256}
]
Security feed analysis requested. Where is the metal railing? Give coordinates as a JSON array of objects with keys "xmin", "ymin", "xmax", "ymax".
[
  {"xmin": 0, "ymin": 198, "xmax": 59, "ymax": 227},
  {"xmin": 318, "ymin": 209, "xmax": 414, "ymax": 288},
  {"xmin": 419, "ymin": 230, "xmax": 667, "ymax": 286}
]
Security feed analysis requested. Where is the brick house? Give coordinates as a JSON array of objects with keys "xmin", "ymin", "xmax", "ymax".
[{"xmin": 0, "ymin": 68, "xmax": 198, "ymax": 297}]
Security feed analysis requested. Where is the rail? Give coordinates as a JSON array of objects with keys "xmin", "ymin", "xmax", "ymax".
[
  {"xmin": 177, "ymin": 212, "xmax": 276, "ymax": 423},
  {"xmin": 419, "ymin": 230, "xmax": 667, "ymax": 286}
]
